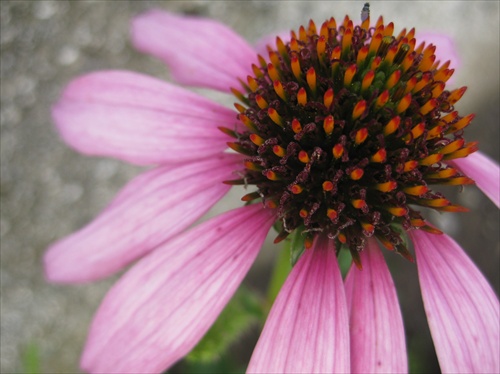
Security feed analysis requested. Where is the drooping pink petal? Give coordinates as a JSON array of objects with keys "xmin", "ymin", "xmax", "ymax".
[
  {"xmin": 410, "ymin": 229, "xmax": 500, "ymax": 373},
  {"xmin": 247, "ymin": 236, "xmax": 350, "ymax": 373},
  {"xmin": 52, "ymin": 70, "xmax": 240, "ymax": 165},
  {"xmin": 81, "ymin": 204, "xmax": 274, "ymax": 374},
  {"xmin": 345, "ymin": 238, "xmax": 408, "ymax": 373},
  {"xmin": 451, "ymin": 152, "xmax": 500, "ymax": 208},
  {"xmin": 44, "ymin": 154, "xmax": 243, "ymax": 283},
  {"xmin": 131, "ymin": 10, "xmax": 256, "ymax": 92}
]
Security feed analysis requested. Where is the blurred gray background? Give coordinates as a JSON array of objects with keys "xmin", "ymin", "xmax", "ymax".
[{"xmin": 1, "ymin": 1, "xmax": 499, "ymax": 372}]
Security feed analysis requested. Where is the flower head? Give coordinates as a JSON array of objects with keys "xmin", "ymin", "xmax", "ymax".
[
  {"xmin": 225, "ymin": 14, "xmax": 476, "ymax": 267},
  {"xmin": 45, "ymin": 7, "xmax": 499, "ymax": 374}
]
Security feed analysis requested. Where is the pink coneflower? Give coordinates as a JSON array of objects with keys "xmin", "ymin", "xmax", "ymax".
[{"xmin": 45, "ymin": 9, "xmax": 499, "ymax": 373}]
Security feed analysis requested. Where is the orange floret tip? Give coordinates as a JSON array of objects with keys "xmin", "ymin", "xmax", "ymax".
[
  {"xmin": 323, "ymin": 181, "xmax": 334, "ymax": 191},
  {"xmin": 275, "ymin": 36, "xmax": 287, "ymax": 57},
  {"xmin": 265, "ymin": 199, "xmax": 278, "ymax": 209},
  {"xmin": 298, "ymin": 150, "xmax": 310, "ymax": 163},
  {"xmin": 272, "ymin": 145, "xmax": 286, "ymax": 157},
  {"xmin": 369, "ymin": 33, "xmax": 383, "ymax": 54},
  {"xmin": 355, "ymin": 128, "xmax": 369, "ymax": 144},
  {"xmin": 265, "ymin": 170, "xmax": 280, "ymax": 181},
  {"xmin": 227, "ymin": 142, "xmax": 253, "ymax": 156},
  {"xmin": 268, "ymin": 107, "xmax": 283, "ymax": 126},
  {"xmin": 218, "ymin": 126, "xmax": 237, "ymax": 138},
  {"xmin": 273, "ymin": 230, "xmax": 289, "ymax": 244},
  {"xmin": 297, "ymin": 87, "xmax": 307, "ymax": 106},
  {"xmin": 342, "ymin": 27, "xmax": 353, "ymax": 52},
  {"xmin": 375, "ymin": 90, "xmax": 390, "ymax": 108},
  {"xmin": 426, "ymin": 125, "xmax": 445, "ymax": 140},
  {"xmin": 292, "ymin": 118, "xmax": 302, "ymax": 133},
  {"xmin": 377, "ymin": 235, "xmax": 395, "ymax": 251},
  {"xmin": 247, "ymin": 75, "xmax": 259, "ymax": 92},
  {"xmin": 361, "ymin": 222, "xmax": 375, "ymax": 235},
  {"xmin": 440, "ymin": 177, "xmax": 475, "ymax": 186},
  {"xmin": 234, "ymin": 103, "xmax": 246, "ymax": 113},
  {"xmin": 431, "ymin": 82, "xmax": 446, "ymax": 98},
  {"xmin": 421, "ymin": 225, "xmax": 444, "ymax": 235},
  {"xmin": 404, "ymin": 76, "xmax": 418, "ymax": 94},
  {"xmin": 419, "ymin": 198, "xmax": 450, "ymax": 208},
  {"xmin": 403, "ymin": 185, "xmax": 429, "ymax": 196},
  {"xmin": 439, "ymin": 139, "xmax": 465, "ymax": 154},
  {"xmin": 330, "ymin": 45, "xmax": 341, "ymax": 61},
  {"xmin": 291, "ymin": 184, "xmax": 304, "ymax": 194},
  {"xmin": 255, "ymin": 94, "xmax": 268, "ymax": 109},
  {"xmin": 344, "ymin": 64, "xmax": 357, "ymax": 86},
  {"xmin": 333, "ymin": 144, "xmax": 344, "ymax": 159},
  {"xmin": 387, "ymin": 206, "xmax": 408, "ymax": 217},
  {"xmin": 231, "ymin": 87, "xmax": 247, "ymax": 103},
  {"xmin": 267, "ymin": 63, "xmax": 280, "ymax": 82},
  {"xmin": 371, "ymin": 148, "xmax": 387, "ymax": 163},
  {"xmin": 419, "ymin": 153, "xmax": 444, "ymax": 166},
  {"xmin": 384, "ymin": 116, "xmax": 400, "ymax": 136},
  {"xmin": 401, "ymin": 52, "xmax": 415, "ymax": 72},
  {"xmin": 238, "ymin": 113, "xmax": 258, "ymax": 132},
  {"xmin": 396, "ymin": 93, "xmax": 412, "ymax": 114},
  {"xmin": 403, "ymin": 160, "xmax": 419, "ymax": 172},
  {"xmin": 273, "ymin": 80, "xmax": 287, "ymax": 101},
  {"xmin": 443, "ymin": 142, "xmax": 478, "ymax": 160},
  {"xmin": 306, "ymin": 67, "xmax": 317, "ymax": 93},
  {"xmin": 244, "ymin": 160, "xmax": 263, "ymax": 171},
  {"xmin": 323, "ymin": 88, "xmax": 334, "ymax": 108},
  {"xmin": 386, "ymin": 69, "xmax": 401, "ymax": 89},
  {"xmin": 357, "ymin": 45, "xmax": 369, "ymax": 65},
  {"xmin": 327, "ymin": 208, "xmax": 338, "ymax": 221},
  {"xmin": 427, "ymin": 168, "xmax": 457, "ymax": 179},
  {"xmin": 304, "ymin": 235, "xmax": 314, "ymax": 249},
  {"xmin": 420, "ymin": 98, "xmax": 438, "ymax": 115},
  {"xmin": 410, "ymin": 218, "xmax": 426, "ymax": 227},
  {"xmin": 350, "ymin": 168, "xmax": 364, "ymax": 180},
  {"xmin": 249, "ymin": 133, "xmax": 264, "ymax": 146},
  {"xmin": 448, "ymin": 113, "xmax": 475, "ymax": 133},
  {"xmin": 299, "ymin": 209, "xmax": 308, "ymax": 218},
  {"xmin": 352, "ymin": 199, "xmax": 367, "ymax": 209},
  {"xmin": 361, "ymin": 70, "xmax": 375, "ymax": 91},
  {"xmin": 251, "ymin": 63, "xmax": 264, "ymax": 78},
  {"xmin": 404, "ymin": 122, "xmax": 425, "ymax": 143},
  {"xmin": 352, "ymin": 100, "xmax": 366, "ymax": 120},
  {"xmin": 338, "ymin": 232, "xmax": 347, "ymax": 244},
  {"xmin": 323, "ymin": 115, "xmax": 335, "ymax": 135},
  {"xmin": 241, "ymin": 191, "xmax": 261, "ymax": 202},
  {"xmin": 291, "ymin": 55, "xmax": 302, "ymax": 80},
  {"xmin": 317, "ymin": 35, "xmax": 326, "ymax": 60},
  {"xmin": 435, "ymin": 205, "xmax": 469, "ymax": 213},
  {"xmin": 375, "ymin": 181, "xmax": 397, "ymax": 192}
]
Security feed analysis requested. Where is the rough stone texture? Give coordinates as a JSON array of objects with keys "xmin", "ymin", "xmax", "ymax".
[{"xmin": 1, "ymin": 1, "xmax": 498, "ymax": 373}]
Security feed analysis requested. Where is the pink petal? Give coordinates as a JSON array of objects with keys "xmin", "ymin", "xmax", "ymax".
[
  {"xmin": 53, "ymin": 70, "xmax": 240, "ymax": 165},
  {"xmin": 44, "ymin": 154, "xmax": 243, "ymax": 283},
  {"xmin": 131, "ymin": 10, "xmax": 256, "ymax": 92},
  {"xmin": 81, "ymin": 204, "xmax": 275, "ymax": 373},
  {"xmin": 451, "ymin": 152, "xmax": 500, "ymax": 208},
  {"xmin": 247, "ymin": 236, "xmax": 350, "ymax": 373},
  {"xmin": 345, "ymin": 238, "xmax": 408, "ymax": 373},
  {"xmin": 410, "ymin": 230, "xmax": 499, "ymax": 373}
]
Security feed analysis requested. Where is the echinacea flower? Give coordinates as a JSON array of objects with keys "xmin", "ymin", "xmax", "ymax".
[{"xmin": 45, "ymin": 8, "xmax": 499, "ymax": 374}]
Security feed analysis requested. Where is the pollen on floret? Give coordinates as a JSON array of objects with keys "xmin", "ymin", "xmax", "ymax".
[{"xmin": 224, "ymin": 12, "xmax": 477, "ymax": 264}]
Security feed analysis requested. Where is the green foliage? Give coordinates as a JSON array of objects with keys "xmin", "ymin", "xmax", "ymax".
[
  {"xmin": 21, "ymin": 342, "xmax": 41, "ymax": 374},
  {"xmin": 289, "ymin": 229, "xmax": 306, "ymax": 267},
  {"xmin": 186, "ymin": 286, "xmax": 263, "ymax": 363}
]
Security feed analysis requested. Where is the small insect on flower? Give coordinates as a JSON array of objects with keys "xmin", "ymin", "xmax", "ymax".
[{"xmin": 361, "ymin": 2, "xmax": 370, "ymax": 22}]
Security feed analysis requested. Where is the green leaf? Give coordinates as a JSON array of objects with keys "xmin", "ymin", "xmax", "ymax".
[
  {"xmin": 21, "ymin": 342, "xmax": 41, "ymax": 374},
  {"xmin": 186, "ymin": 286, "xmax": 263, "ymax": 363},
  {"xmin": 266, "ymin": 243, "xmax": 292, "ymax": 305},
  {"xmin": 289, "ymin": 229, "xmax": 306, "ymax": 267}
]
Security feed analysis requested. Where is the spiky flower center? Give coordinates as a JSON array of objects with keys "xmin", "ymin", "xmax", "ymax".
[{"xmin": 223, "ymin": 15, "xmax": 476, "ymax": 265}]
